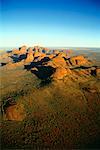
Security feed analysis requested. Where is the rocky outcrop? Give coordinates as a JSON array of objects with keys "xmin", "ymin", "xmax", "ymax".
[
  {"xmin": 52, "ymin": 67, "xmax": 72, "ymax": 80},
  {"xmin": 5, "ymin": 61, "xmax": 24, "ymax": 70},
  {"xmin": 96, "ymin": 68, "xmax": 100, "ymax": 76},
  {"xmin": 69, "ymin": 55, "xmax": 91, "ymax": 66},
  {"xmin": 36, "ymin": 53, "xmax": 46, "ymax": 61},
  {"xmin": 28, "ymin": 47, "xmax": 34, "ymax": 53},
  {"xmin": 53, "ymin": 50, "xmax": 59, "ymax": 55},
  {"xmin": 25, "ymin": 52, "xmax": 34, "ymax": 63},
  {"xmin": 0, "ymin": 52, "xmax": 13, "ymax": 66},
  {"xmin": 73, "ymin": 69, "xmax": 91, "ymax": 77},
  {"xmin": 12, "ymin": 46, "xmax": 27, "ymax": 55},
  {"xmin": 1, "ymin": 45, "xmax": 99, "ymax": 82},
  {"xmin": 57, "ymin": 52, "xmax": 67, "ymax": 59},
  {"xmin": 34, "ymin": 52, "xmax": 42, "ymax": 58},
  {"xmin": 48, "ymin": 54, "xmax": 55, "ymax": 59},
  {"xmin": 34, "ymin": 46, "xmax": 40, "ymax": 52},
  {"xmin": 12, "ymin": 49, "xmax": 20, "ymax": 55},
  {"xmin": 4, "ymin": 103, "xmax": 26, "ymax": 121},
  {"xmin": 0, "ymin": 52, "xmax": 11, "ymax": 59},
  {"xmin": 19, "ymin": 46, "xmax": 27, "ymax": 54},
  {"xmin": 47, "ymin": 55, "xmax": 67, "ymax": 68}
]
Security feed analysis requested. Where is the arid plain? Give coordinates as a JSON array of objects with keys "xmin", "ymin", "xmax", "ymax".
[{"xmin": 0, "ymin": 46, "xmax": 100, "ymax": 149}]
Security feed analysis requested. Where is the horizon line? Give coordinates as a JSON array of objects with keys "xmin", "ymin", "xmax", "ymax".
[{"xmin": 0, "ymin": 46, "xmax": 100, "ymax": 48}]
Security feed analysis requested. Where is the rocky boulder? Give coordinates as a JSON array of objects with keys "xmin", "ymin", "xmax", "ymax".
[
  {"xmin": 75, "ymin": 69, "xmax": 91, "ymax": 77},
  {"xmin": 25, "ymin": 52, "xmax": 34, "ymax": 63},
  {"xmin": 69, "ymin": 55, "xmax": 91, "ymax": 66},
  {"xmin": 0, "ymin": 52, "xmax": 12, "ymax": 59},
  {"xmin": 36, "ymin": 53, "xmax": 46, "ymax": 61},
  {"xmin": 4, "ymin": 103, "xmax": 26, "ymax": 121},
  {"xmin": 96, "ymin": 68, "xmax": 100, "ymax": 77},
  {"xmin": 5, "ymin": 61, "xmax": 24, "ymax": 69},
  {"xmin": 57, "ymin": 52, "xmax": 67, "ymax": 59},
  {"xmin": 48, "ymin": 54, "xmax": 55, "ymax": 59},
  {"xmin": 52, "ymin": 67, "xmax": 72, "ymax": 80},
  {"xmin": 0, "ymin": 52, "xmax": 13, "ymax": 65},
  {"xmin": 53, "ymin": 50, "xmax": 59, "ymax": 55},
  {"xmin": 34, "ymin": 52, "xmax": 42, "ymax": 58},
  {"xmin": 42, "ymin": 47, "xmax": 49, "ymax": 53},
  {"xmin": 51, "ymin": 55, "xmax": 67, "ymax": 68},
  {"xmin": 12, "ymin": 49, "xmax": 20, "ymax": 55},
  {"xmin": 34, "ymin": 46, "xmax": 40, "ymax": 52},
  {"xmin": 19, "ymin": 46, "xmax": 27, "ymax": 54},
  {"xmin": 28, "ymin": 47, "xmax": 34, "ymax": 53}
]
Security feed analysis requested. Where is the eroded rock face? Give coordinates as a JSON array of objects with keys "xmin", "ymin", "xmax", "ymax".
[
  {"xmin": 12, "ymin": 49, "xmax": 20, "ymax": 55},
  {"xmin": 74, "ymin": 69, "xmax": 91, "ymax": 77},
  {"xmin": 53, "ymin": 50, "xmax": 59, "ymax": 55},
  {"xmin": 4, "ymin": 103, "xmax": 26, "ymax": 121},
  {"xmin": 34, "ymin": 52, "xmax": 42, "ymax": 58},
  {"xmin": 19, "ymin": 46, "xmax": 27, "ymax": 54},
  {"xmin": 0, "ymin": 52, "xmax": 11, "ymax": 59},
  {"xmin": 57, "ymin": 52, "xmax": 67, "ymax": 59},
  {"xmin": 34, "ymin": 46, "xmax": 40, "ymax": 52},
  {"xmin": 36, "ymin": 53, "xmax": 46, "ymax": 61},
  {"xmin": 48, "ymin": 54, "xmax": 55, "ymax": 59},
  {"xmin": 25, "ymin": 52, "xmax": 34, "ymax": 63},
  {"xmin": 50, "ymin": 55, "xmax": 67, "ymax": 68},
  {"xmin": 52, "ymin": 67, "xmax": 72, "ymax": 80},
  {"xmin": 69, "ymin": 55, "xmax": 90, "ymax": 66},
  {"xmin": 0, "ymin": 57, "xmax": 13, "ymax": 66},
  {"xmin": 96, "ymin": 68, "xmax": 100, "ymax": 76},
  {"xmin": 28, "ymin": 47, "xmax": 34, "ymax": 53},
  {"xmin": 12, "ymin": 46, "xmax": 27, "ymax": 55},
  {"xmin": 1, "ymin": 46, "xmax": 99, "ymax": 82}
]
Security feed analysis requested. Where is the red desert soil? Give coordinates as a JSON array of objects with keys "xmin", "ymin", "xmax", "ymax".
[{"xmin": 0, "ymin": 46, "xmax": 100, "ymax": 149}]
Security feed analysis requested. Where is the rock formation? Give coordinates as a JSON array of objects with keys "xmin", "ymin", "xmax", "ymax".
[
  {"xmin": 36, "ymin": 53, "xmax": 46, "ymax": 61},
  {"xmin": 12, "ymin": 49, "xmax": 20, "ymax": 55},
  {"xmin": 27, "ymin": 47, "xmax": 34, "ymax": 53},
  {"xmin": 0, "ymin": 45, "xmax": 99, "ymax": 82},
  {"xmin": 69, "ymin": 55, "xmax": 91, "ymax": 66},
  {"xmin": 25, "ymin": 52, "xmax": 34, "ymax": 63},
  {"xmin": 19, "ymin": 46, "xmax": 27, "ymax": 54},
  {"xmin": 96, "ymin": 68, "xmax": 100, "ymax": 77},
  {"xmin": 57, "ymin": 52, "xmax": 67, "ymax": 58},
  {"xmin": 52, "ymin": 67, "xmax": 72, "ymax": 80},
  {"xmin": 48, "ymin": 54, "xmax": 55, "ymax": 59},
  {"xmin": 4, "ymin": 103, "xmax": 26, "ymax": 121},
  {"xmin": 46, "ymin": 55, "xmax": 67, "ymax": 68},
  {"xmin": 34, "ymin": 51, "xmax": 42, "ymax": 58},
  {"xmin": 53, "ymin": 50, "xmax": 59, "ymax": 55}
]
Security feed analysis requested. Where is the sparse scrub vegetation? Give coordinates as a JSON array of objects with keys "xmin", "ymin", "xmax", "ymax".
[{"xmin": 0, "ymin": 46, "xmax": 100, "ymax": 149}]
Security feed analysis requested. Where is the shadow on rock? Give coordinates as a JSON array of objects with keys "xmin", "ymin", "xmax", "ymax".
[
  {"xmin": 6, "ymin": 50, "xmax": 12, "ymax": 53},
  {"xmin": 24, "ymin": 57, "xmax": 55, "ymax": 86},
  {"xmin": 10, "ymin": 54, "xmax": 27, "ymax": 63},
  {"xmin": 24, "ymin": 62, "xmax": 40, "ymax": 70},
  {"xmin": 0, "ymin": 62, "xmax": 7, "ymax": 66},
  {"xmin": 24, "ymin": 57, "xmax": 50, "ymax": 70},
  {"xmin": 70, "ymin": 65, "xmax": 97, "ymax": 70},
  {"xmin": 33, "ymin": 56, "xmax": 50, "ymax": 64},
  {"xmin": 39, "ymin": 78, "xmax": 52, "ymax": 87},
  {"xmin": 31, "ymin": 65, "xmax": 56, "ymax": 80}
]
